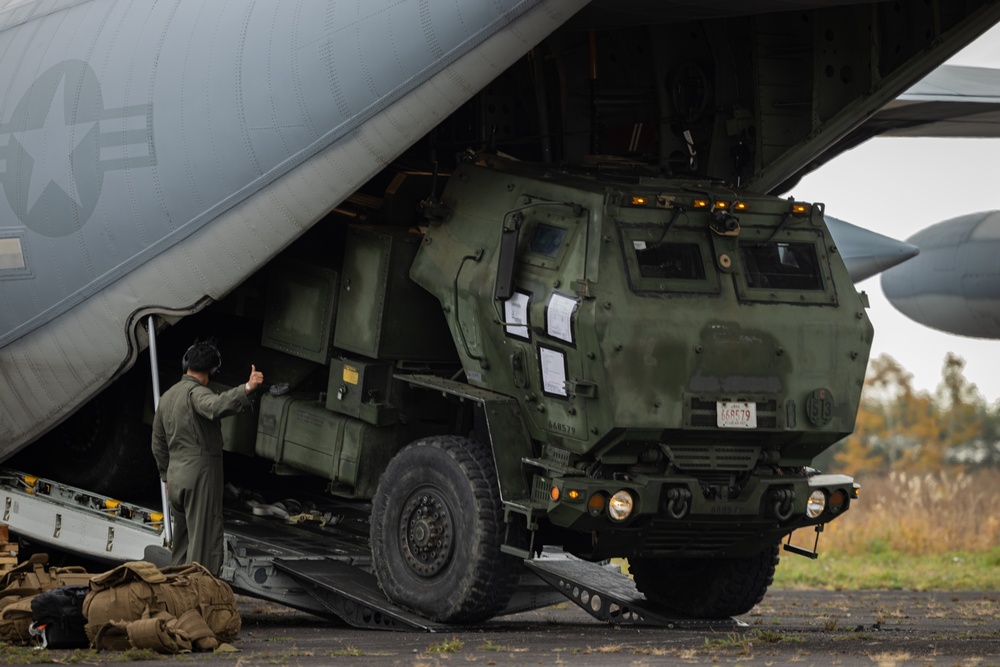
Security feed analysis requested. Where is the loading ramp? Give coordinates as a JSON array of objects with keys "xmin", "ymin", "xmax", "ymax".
[{"xmin": 0, "ymin": 470, "xmax": 740, "ymax": 631}]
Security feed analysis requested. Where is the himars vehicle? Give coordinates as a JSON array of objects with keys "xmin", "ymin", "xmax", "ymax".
[{"xmin": 2, "ymin": 0, "xmax": 999, "ymax": 624}]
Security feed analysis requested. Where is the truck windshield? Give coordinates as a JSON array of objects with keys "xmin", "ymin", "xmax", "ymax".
[
  {"xmin": 739, "ymin": 242, "xmax": 824, "ymax": 291},
  {"xmin": 617, "ymin": 224, "xmax": 719, "ymax": 295},
  {"xmin": 635, "ymin": 242, "xmax": 705, "ymax": 280}
]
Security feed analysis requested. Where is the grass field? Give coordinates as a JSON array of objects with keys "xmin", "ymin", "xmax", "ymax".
[{"xmin": 773, "ymin": 469, "xmax": 1000, "ymax": 590}]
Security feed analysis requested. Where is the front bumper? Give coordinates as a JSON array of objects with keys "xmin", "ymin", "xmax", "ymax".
[{"xmin": 535, "ymin": 472, "xmax": 857, "ymax": 558}]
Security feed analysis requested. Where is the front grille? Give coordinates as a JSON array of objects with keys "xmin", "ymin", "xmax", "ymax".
[
  {"xmin": 667, "ymin": 445, "xmax": 760, "ymax": 471},
  {"xmin": 531, "ymin": 475, "xmax": 551, "ymax": 504},
  {"xmin": 638, "ymin": 522, "xmax": 767, "ymax": 556}
]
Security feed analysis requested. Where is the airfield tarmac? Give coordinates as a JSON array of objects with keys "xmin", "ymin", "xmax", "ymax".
[{"xmin": 82, "ymin": 589, "xmax": 993, "ymax": 666}]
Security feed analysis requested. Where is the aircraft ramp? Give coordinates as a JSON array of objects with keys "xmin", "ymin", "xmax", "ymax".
[{"xmin": 0, "ymin": 470, "xmax": 739, "ymax": 632}]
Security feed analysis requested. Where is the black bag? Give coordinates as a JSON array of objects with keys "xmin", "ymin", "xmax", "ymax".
[{"xmin": 30, "ymin": 585, "xmax": 89, "ymax": 649}]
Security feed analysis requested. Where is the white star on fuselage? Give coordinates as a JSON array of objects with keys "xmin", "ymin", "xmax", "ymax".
[{"xmin": 13, "ymin": 74, "xmax": 96, "ymax": 212}]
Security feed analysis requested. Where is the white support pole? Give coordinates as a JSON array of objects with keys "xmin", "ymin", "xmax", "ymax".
[{"xmin": 147, "ymin": 315, "xmax": 173, "ymax": 546}]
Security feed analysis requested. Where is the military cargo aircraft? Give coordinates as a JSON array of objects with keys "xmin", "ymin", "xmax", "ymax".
[
  {"xmin": 866, "ymin": 64, "xmax": 1000, "ymax": 340},
  {"xmin": 1, "ymin": 0, "xmax": 999, "ymax": 624},
  {"xmin": 4, "ymin": 0, "xmax": 994, "ymax": 462},
  {"xmin": 882, "ymin": 211, "xmax": 1000, "ymax": 339}
]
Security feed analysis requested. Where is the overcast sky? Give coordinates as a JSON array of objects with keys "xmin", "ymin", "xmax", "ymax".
[{"xmin": 789, "ymin": 24, "xmax": 1000, "ymax": 403}]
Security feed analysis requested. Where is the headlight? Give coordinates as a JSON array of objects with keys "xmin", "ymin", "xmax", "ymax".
[
  {"xmin": 806, "ymin": 490, "xmax": 826, "ymax": 518},
  {"xmin": 608, "ymin": 490, "xmax": 634, "ymax": 522}
]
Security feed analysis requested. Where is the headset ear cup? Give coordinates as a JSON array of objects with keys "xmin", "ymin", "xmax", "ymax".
[{"xmin": 210, "ymin": 349, "xmax": 222, "ymax": 378}]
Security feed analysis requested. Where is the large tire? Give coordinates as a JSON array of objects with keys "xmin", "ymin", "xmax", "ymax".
[
  {"xmin": 630, "ymin": 543, "xmax": 780, "ymax": 618},
  {"xmin": 369, "ymin": 435, "xmax": 521, "ymax": 623}
]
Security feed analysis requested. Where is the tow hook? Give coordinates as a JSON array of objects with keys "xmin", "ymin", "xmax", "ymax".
[
  {"xmin": 770, "ymin": 488, "xmax": 795, "ymax": 521},
  {"xmin": 665, "ymin": 487, "xmax": 692, "ymax": 519}
]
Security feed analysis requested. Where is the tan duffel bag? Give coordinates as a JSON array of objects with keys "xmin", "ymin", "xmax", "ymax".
[{"xmin": 82, "ymin": 561, "xmax": 239, "ymax": 644}]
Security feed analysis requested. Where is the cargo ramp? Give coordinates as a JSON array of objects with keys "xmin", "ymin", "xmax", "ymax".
[{"xmin": 0, "ymin": 470, "xmax": 740, "ymax": 631}]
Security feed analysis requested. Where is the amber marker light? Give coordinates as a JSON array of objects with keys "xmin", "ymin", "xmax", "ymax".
[
  {"xmin": 105, "ymin": 499, "xmax": 120, "ymax": 510},
  {"xmin": 631, "ymin": 195, "xmax": 648, "ymax": 206},
  {"xmin": 567, "ymin": 489, "xmax": 582, "ymax": 501},
  {"xmin": 791, "ymin": 202, "xmax": 811, "ymax": 215},
  {"xmin": 550, "ymin": 486, "xmax": 560, "ymax": 501},
  {"xmin": 693, "ymin": 199, "xmax": 709, "ymax": 209},
  {"xmin": 828, "ymin": 489, "xmax": 848, "ymax": 515},
  {"xmin": 713, "ymin": 200, "xmax": 729, "ymax": 209},
  {"xmin": 733, "ymin": 201, "xmax": 749, "ymax": 211},
  {"xmin": 587, "ymin": 493, "xmax": 606, "ymax": 516}
]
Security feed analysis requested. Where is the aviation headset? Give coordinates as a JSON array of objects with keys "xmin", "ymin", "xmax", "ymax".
[{"xmin": 181, "ymin": 341, "xmax": 222, "ymax": 377}]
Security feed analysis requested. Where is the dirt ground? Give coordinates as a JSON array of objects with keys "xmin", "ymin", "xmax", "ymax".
[{"xmin": 66, "ymin": 589, "xmax": 992, "ymax": 666}]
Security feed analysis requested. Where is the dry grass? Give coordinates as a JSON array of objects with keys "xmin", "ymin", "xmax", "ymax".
[{"xmin": 792, "ymin": 469, "xmax": 1000, "ymax": 555}]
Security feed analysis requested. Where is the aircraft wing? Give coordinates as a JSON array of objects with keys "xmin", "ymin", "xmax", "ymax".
[{"xmin": 868, "ymin": 65, "xmax": 1000, "ymax": 138}]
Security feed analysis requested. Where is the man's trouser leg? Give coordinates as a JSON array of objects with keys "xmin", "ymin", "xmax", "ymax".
[
  {"xmin": 168, "ymin": 488, "xmax": 189, "ymax": 568},
  {"xmin": 183, "ymin": 460, "xmax": 225, "ymax": 575}
]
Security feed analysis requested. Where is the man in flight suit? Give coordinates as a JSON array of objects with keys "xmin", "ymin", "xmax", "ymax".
[{"xmin": 151, "ymin": 341, "xmax": 263, "ymax": 575}]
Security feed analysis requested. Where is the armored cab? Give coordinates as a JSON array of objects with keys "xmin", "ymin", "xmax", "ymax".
[{"xmin": 409, "ymin": 154, "xmax": 871, "ymax": 618}]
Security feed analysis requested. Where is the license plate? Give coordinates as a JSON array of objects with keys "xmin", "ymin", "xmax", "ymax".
[{"xmin": 717, "ymin": 401, "xmax": 757, "ymax": 429}]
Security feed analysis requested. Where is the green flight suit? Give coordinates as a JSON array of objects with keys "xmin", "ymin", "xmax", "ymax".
[{"xmin": 151, "ymin": 374, "xmax": 251, "ymax": 575}]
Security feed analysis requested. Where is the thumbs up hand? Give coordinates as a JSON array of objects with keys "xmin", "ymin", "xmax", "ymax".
[{"xmin": 246, "ymin": 364, "xmax": 264, "ymax": 393}]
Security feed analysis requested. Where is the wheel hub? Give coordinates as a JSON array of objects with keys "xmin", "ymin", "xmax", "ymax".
[{"xmin": 400, "ymin": 491, "xmax": 453, "ymax": 577}]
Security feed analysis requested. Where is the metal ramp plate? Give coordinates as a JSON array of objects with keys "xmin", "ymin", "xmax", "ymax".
[
  {"xmin": 271, "ymin": 557, "xmax": 448, "ymax": 632},
  {"xmin": 525, "ymin": 557, "xmax": 744, "ymax": 629}
]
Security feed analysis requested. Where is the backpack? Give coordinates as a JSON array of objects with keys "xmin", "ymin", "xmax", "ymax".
[
  {"xmin": 29, "ymin": 585, "xmax": 90, "ymax": 648},
  {"xmin": 0, "ymin": 553, "xmax": 91, "ymax": 608},
  {"xmin": 82, "ymin": 561, "xmax": 239, "ymax": 644}
]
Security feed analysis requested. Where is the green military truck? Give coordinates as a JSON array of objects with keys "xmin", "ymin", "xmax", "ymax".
[{"xmin": 216, "ymin": 152, "xmax": 870, "ymax": 623}]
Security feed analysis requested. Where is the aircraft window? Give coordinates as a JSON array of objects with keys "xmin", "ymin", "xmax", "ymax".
[
  {"xmin": 635, "ymin": 242, "xmax": 705, "ymax": 280},
  {"xmin": 0, "ymin": 237, "xmax": 26, "ymax": 271},
  {"xmin": 528, "ymin": 224, "xmax": 567, "ymax": 258},
  {"xmin": 739, "ymin": 242, "xmax": 823, "ymax": 291}
]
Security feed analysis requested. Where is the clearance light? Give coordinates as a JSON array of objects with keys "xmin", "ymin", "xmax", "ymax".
[
  {"xmin": 806, "ymin": 490, "xmax": 826, "ymax": 519},
  {"xmin": 791, "ymin": 202, "xmax": 811, "ymax": 216},
  {"xmin": 852, "ymin": 485, "xmax": 860, "ymax": 500},
  {"xmin": 733, "ymin": 201, "xmax": 749, "ymax": 211},
  {"xmin": 693, "ymin": 199, "xmax": 710, "ymax": 209},
  {"xmin": 587, "ymin": 493, "xmax": 606, "ymax": 517},
  {"xmin": 550, "ymin": 486, "xmax": 560, "ymax": 501},
  {"xmin": 567, "ymin": 489, "xmax": 582, "ymax": 501},
  {"xmin": 631, "ymin": 196, "xmax": 648, "ymax": 206},
  {"xmin": 105, "ymin": 499, "xmax": 120, "ymax": 510},
  {"xmin": 150, "ymin": 512, "xmax": 164, "ymax": 524},
  {"xmin": 713, "ymin": 200, "xmax": 730, "ymax": 209},
  {"xmin": 828, "ymin": 489, "xmax": 848, "ymax": 515},
  {"xmin": 608, "ymin": 490, "xmax": 635, "ymax": 522}
]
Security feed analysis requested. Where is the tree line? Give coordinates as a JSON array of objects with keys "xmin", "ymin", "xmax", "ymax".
[{"xmin": 833, "ymin": 353, "xmax": 1000, "ymax": 475}]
